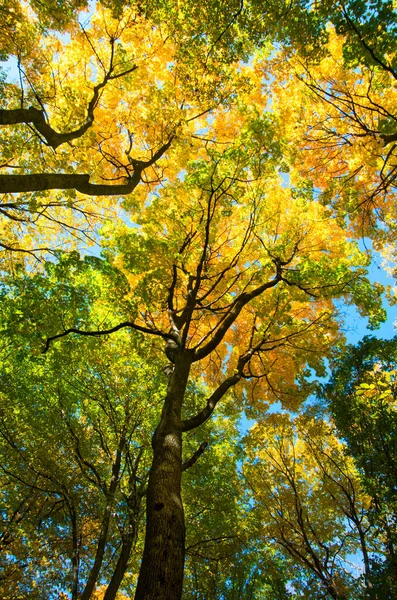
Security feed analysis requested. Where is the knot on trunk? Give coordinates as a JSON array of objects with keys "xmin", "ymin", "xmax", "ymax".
[
  {"xmin": 165, "ymin": 338, "xmax": 179, "ymax": 363},
  {"xmin": 162, "ymin": 363, "xmax": 174, "ymax": 378}
]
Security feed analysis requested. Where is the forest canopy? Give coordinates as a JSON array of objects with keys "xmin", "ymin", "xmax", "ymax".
[{"xmin": 0, "ymin": 1, "xmax": 396, "ymax": 599}]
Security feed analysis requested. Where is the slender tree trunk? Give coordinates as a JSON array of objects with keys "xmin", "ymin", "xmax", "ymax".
[
  {"xmin": 104, "ymin": 535, "xmax": 135, "ymax": 600},
  {"xmin": 104, "ymin": 493, "xmax": 142, "ymax": 600},
  {"xmin": 70, "ymin": 504, "xmax": 80, "ymax": 600},
  {"xmin": 134, "ymin": 354, "xmax": 191, "ymax": 600},
  {"xmin": 80, "ymin": 506, "xmax": 113, "ymax": 600},
  {"xmin": 81, "ymin": 447, "xmax": 124, "ymax": 600},
  {"xmin": 355, "ymin": 521, "xmax": 376, "ymax": 598}
]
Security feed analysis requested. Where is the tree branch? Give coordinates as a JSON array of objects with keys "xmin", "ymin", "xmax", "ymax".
[
  {"xmin": 0, "ymin": 172, "xmax": 141, "ymax": 196},
  {"xmin": 0, "ymin": 64, "xmax": 137, "ymax": 149},
  {"xmin": 181, "ymin": 373, "xmax": 241, "ymax": 432},
  {"xmin": 340, "ymin": 3, "xmax": 397, "ymax": 81},
  {"xmin": 0, "ymin": 137, "xmax": 173, "ymax": 196},
  {"xmin": 381, "ymin": 132, "xmax": 397, "ymax": 146},
  {"xmin": 43, "ymin": 321, "xmax": 176, "ymax": 353},
  {"xmin": 182, "ymin": 441, "xmax": 208, "ymax": 471}
]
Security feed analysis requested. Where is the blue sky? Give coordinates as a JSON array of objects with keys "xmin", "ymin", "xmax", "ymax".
[{"xmin": 340, "ymin": 245, "xmax": 397, "ymax": 344}]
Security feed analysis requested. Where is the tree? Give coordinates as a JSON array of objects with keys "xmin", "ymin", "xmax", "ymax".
[
  {"xmin": 0, "ymin": 0, "xmax": 249, "ymax": 260},
  {"xmin": 244, "ymin": 409, "xmax": 379, "ymax": 600},
  {"xmin": 25, "ymin": 133, "xmax": 381, "ymax": 599},
  {"xmin": 323, "ymin": 336, "xmax": 397, "ymax": 597},
  {"xmin": 0, "ymin": 244, "xmax": 296, "ymax": 599},
  {"xmin": 0, "ymin": 253, "xmax": 251, "ymax": 599},
  {"xmin": 0, "ymin": 257, "xmax": 159, "ymax": 598},
  {"xmin": 267, "ymin": 1, "xmax": 397, "ymax": 257}
]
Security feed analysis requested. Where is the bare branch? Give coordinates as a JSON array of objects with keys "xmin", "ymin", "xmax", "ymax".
[{"xmin": 43, "ymin": 321, "xmax": 176, "ymax": 353}]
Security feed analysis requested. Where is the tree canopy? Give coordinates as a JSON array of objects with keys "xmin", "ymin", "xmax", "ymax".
[{"xmin": 0, "ymin": 1, "xmax": 396, "ymax": 599}]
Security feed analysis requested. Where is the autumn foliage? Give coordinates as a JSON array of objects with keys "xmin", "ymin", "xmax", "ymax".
[{"xmin": 0, "ymin": 1, "xmax": 396, "ymax": 599}]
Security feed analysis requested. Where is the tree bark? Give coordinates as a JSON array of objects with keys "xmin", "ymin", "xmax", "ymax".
[
  {"xmin": 134, "ymin": 354, "xmax": 191, "ymax": 600},
  {"xmin": 0, "ymin": 138, "xmax": 172, "ymax": 197},
  {"xmin": 0, "ymin": 107, "xmax": 93, "ymax": 149},
  {"xmin": 70, "ymin": 504, "xmax": 80, "ymax": 600},
  {"xmin": 381, "ymin": 131, "xmax": 397, "ymax": 146},
  {"xmin": 0, "ymin": 173, "xmax": 141, "ymax": 196}
]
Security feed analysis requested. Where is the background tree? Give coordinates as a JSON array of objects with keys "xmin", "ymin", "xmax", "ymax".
[
  {"xmin": 323, "ymin": 336, "xmax": 397, "ymax": 598},
  {"xmin": 265, "ymin": 1, "xmax": 397, "ymax": 269},
  {"xmin": 0, "ymin": 256, "xmax": 159, "ymax": 598},
  {"xmin": 244, "ymin": 409, "xmax": 379, "ymax": 600}
]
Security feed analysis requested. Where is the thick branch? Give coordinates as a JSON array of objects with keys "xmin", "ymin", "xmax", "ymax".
[
  {"xmin": 183, "ymin": 313, "xmax": 326, "ymax": 432},
  {"xmin": 381, "ymin": 132, "xmax": 397, "ymax": 146},
  {"xmin": 182, "ymin": 332, "xmax": 282, "ymax": 432},
  {"xmin": 0, "ymin": 65, "xmax": 137, "ymax": 149},
  {"xmin": 182, "ymin": 441, "xmax": 208, "ymax": 471},
  {"xmin": 178, "ymin": 187, "xmax": 221, "ymax": 342},
  {"xmin": 0, "ymin": 138, "xmax": 172, "ymax": 196},
  {"xmin": 181, "ymin": 372, "xmax": 241, "ymax": 432},
  {"xmin": 0, "ymin": 106, "xmax": 95, "ymax": 149},
  {"xmin": 0, "ymin": 172, "xmax": 141, "ymax": 196},
  {"xmin": 43, "ymin": 321, "xmax": 175, "ymax": 353}
]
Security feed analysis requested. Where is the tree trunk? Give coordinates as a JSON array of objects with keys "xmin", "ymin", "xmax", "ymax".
[
  {"xmin": 134, "ymin": 354, "xmax": 191, "ymax": 600},
  {"xmin": 70, "ymin": 504, "xmax": 80, "ymax": 600},
  {"xmin": 81, "ymin": 447, "xmax": 124, "ymax": 600},
  {"xmin": 104, "ymin": 532, "xmax": 136, "ymax": 600},
  {"xmin": 104, "ymin": 491, "xmax": 142, "ymax": 600}
]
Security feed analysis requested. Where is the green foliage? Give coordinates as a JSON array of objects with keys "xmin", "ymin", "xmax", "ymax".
[
  {"xmin": 0, "ymin": 251, "xmax": 134, "ymax": 354},
  {"xmin": 257, "ymin": 0, "xmax": 397, "ymax": 69},
  {"xmin": 323, "ymin": 0, "xmax": 397, "ymax": 70},
  {"xmin": 324, "ymin": 336, "xmax": 397, "ymax": 500},
  {"xmin": 0, "ymin": 268, "xmax": 165, "ymax": 595}
]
